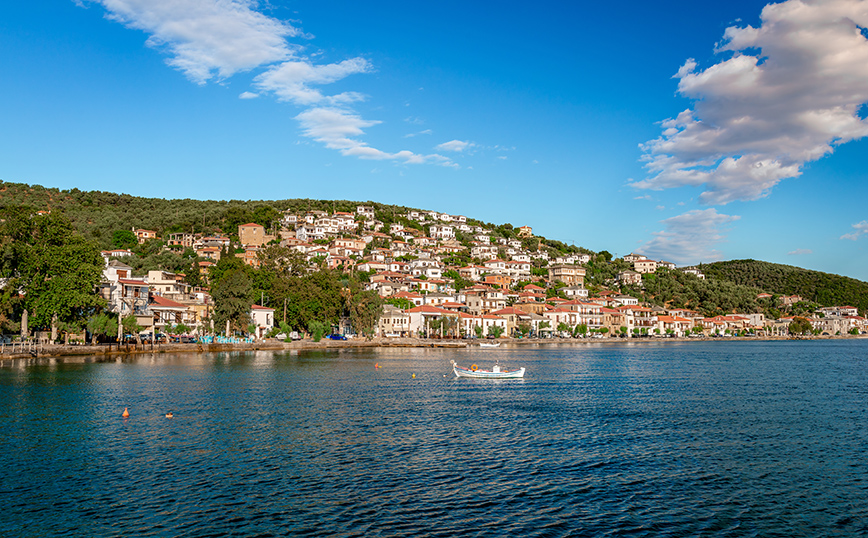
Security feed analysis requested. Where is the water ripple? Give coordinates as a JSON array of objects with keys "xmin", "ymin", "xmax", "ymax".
[{"xmin": 1, "ymin": 341, "xmax": 867, "ymax": 536}]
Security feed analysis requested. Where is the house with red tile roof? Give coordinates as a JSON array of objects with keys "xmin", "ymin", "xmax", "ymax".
[{"xmin": 250, "ymin": 305, "xmax": 274, "ymax": 339}]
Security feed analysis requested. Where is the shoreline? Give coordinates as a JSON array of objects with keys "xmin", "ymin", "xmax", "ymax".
[{"xmin": 2, "ymin": 334, "xmax": 866, "ymax": 362}]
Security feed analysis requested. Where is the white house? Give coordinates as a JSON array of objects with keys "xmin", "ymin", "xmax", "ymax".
[
  {"xmin": 250, "ymin": 305, "xmax": 274, "ymax": 340},
  {"xmin": 429, "ymin": 225, "xmax": 455, "ymax": 240}
]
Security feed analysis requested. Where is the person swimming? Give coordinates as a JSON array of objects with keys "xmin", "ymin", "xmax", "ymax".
[{"xmin": 165, "ymin": 412, "xmax": 173, "ymax": 418}]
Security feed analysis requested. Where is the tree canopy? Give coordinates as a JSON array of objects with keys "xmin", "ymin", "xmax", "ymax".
[
  {"xmin": 0, "ymin": 207, "xmax": 105, "ymax": 328},
  {"xmin": 704, "ymin": 259, "xmax": 868, "ymax": 315}
]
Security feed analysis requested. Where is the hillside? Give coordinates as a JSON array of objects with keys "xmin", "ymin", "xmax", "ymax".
[
  {"xmin": 3, "ymin": 181, "xmax": 866, "ymax": 318},
  {"xmin": 0, "ymin": 181, "xmax": 418, "ymax": 248},
  {"xmin": 703, "ymin": 259, "xmax": 868, "ymax": 315},
  {"xmin": 0, "ymin": 181, "xmax": 587, "ymax": 257}
]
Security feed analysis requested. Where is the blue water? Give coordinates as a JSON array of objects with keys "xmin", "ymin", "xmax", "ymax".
[{"xmin": 1, "ymin": 340, "xmax": 867, "ymax": 537}]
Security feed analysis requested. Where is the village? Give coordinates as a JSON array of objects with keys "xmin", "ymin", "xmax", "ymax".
[{"xmin": 96, "ymin": 205, "xmax": 867, "ymax": 344}]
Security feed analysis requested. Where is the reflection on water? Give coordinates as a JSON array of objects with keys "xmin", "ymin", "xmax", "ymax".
[{"xmin": 1, "ymin": 341, "xmax": 867, "ymax": 536}]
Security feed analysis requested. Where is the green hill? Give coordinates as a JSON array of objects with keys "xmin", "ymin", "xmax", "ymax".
[
  {"xmin": 0, "ymin": 181, "xmax": 421, "ymax": 248},
  {"xmin": 703, "ymin": 259, "xmax": 868, "ymax": 315},
  {"xmin": 4, "ymin": 181, "xmax": 866, "ymax": 317}
]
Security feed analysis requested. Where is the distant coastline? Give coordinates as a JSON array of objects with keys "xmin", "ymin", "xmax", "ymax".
[{"xmin": 3, "ymin": 334, "xmax": 866, "ymax": 362}]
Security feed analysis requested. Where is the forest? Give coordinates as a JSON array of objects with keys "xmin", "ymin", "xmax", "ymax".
[
  {"xmin": 0, "ymin": 181, "xmax": 421, "ymax": 250},
  {"xmin": 703, "ymin": 260, "xmax": 868, "ymax": 315}
]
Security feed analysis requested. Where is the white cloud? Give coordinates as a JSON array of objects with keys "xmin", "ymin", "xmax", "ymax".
[
  {"xmin": 841, "ymin": 220, "xmax": 868, "ymax": 240},
  {"xmin": 403, "ymin": 129, "xmax": 432, "ymax": 138},
  {"xmin": 84, "ymin": 0, "xmax": 459, "ymax": 167},
  {"xmin": 637, "ymin": 208, "xmax": 740, "ymax": 265},
  {"xmin": 635, "ymin": 0, "xmax": 868, "ymax": 205},
  {"xmin": 296, "ymin": 107, "xmax": 456, "ymax": 166},
  {"xmin": 435, "ymin": 140, "xmax": 473, "ymax": 152},
  {"xmin": 788, "ymin": 248, "xmax": 813, "ymax": 255},
  {"xmin": 253, "ymin": 57, "xmax": 371, "ymax": 105},
  {"xmin": 90, "ymin": 0, "xmax": 302, "ymax": 83}
]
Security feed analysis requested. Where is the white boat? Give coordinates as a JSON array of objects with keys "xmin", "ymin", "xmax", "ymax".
[
  {"xmin": 451, "ymin": 360, "xmax": 525, "ymax": 379},
  {"xmin": 478, "ymin": 342, "xmax": 501, "ymax": 348}
]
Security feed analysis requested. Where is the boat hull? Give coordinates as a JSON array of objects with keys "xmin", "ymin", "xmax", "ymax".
[{"xmin": 453, "ymin": 366, "xmax": 525, "ymax": 379}]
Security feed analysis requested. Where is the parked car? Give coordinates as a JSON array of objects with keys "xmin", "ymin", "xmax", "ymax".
[{"xmin": 327, "ymin": 334, "xmax": 347, "ymax": 341}]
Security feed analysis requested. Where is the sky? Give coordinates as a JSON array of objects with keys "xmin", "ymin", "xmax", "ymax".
[{"xmin": 2, "ymin": 0, "xmax": 868, "ymax": 280}]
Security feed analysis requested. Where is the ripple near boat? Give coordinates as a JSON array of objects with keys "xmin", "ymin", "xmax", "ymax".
[{"xmin": 451, "ymin": 360, "xmax": 525, "ymax": 379}]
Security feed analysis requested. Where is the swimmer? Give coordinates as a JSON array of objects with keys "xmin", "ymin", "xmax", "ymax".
[{"xmin": 165, "ymin": 412, "xmax": 174, "ymax": 419}]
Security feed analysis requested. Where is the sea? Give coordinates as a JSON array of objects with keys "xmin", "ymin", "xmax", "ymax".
[{"xmin": 1, "ymin": 340, "xmax": 866, "ymax": 537}]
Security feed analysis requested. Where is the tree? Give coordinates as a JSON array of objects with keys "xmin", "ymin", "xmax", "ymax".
[
  {"xmin": 308, "ymin": 320, "xmax": 326, "ymax": 341},
  {"xmin": 789, "ymin": 316, "xmax": 813, "ymax": 335},
  {"xmin": 183, "ymin": 259, "xmax": 203, "ymax": 289},
  {"xmin": 112, "ymin": 229, "xmax": 138, "ymax": 249},
  {"xmin": 2, "ymin": 210, "xmax": 105, "ymax": 329},
  {"xmin": 474, "ymin": 325, "xmax": 484, "ymax": 338},
  {"xmin": 208, "ymin": 249, "xmax": 247, "ymax": 288},
  {"xmin": 441, "ymin": 315, "xmax": 459, "ymax": 338},
  {"xmin": 557, "ymin": 322, "xmax": 571, "ymax": 336},
  {"xmin": 488, "ymin": 325, "xmax": 504, "ymax": 338},
  {"xmin": 122, "ymin": 315, "xmax": 143, "ymax": 343},
  {"xmin": 347, "ymin": 289, "xmax": 383, "ymax": 339},
  {"xmin": 386, "ymin": 297, "xmax": 413, "ymax": 310},
  {"xmin": 277, "ymin": 270, "xmax": 344, "ymax": 332},
  {"xmin": 619, "ymin": 326, "xmax": 628, "ymax": 336},
  {"xmin": 212, "ymin": 269, "xmax": 254, "ymax": 334},
  {"xmin": 258, "ymin": 245, "xmax": 308, "ymax": 279},
  {"xmin": 86, "ymin": 313, "xmax": 118, "ymax": 344},
  {"xmin": 428, "ymin": 317, "xmax": 442, "ymax": 336}
]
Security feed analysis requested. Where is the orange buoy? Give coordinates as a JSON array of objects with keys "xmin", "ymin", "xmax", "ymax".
[{"xmin": 122, "ymin": 407, "xmax": 130, "ymax": 418}]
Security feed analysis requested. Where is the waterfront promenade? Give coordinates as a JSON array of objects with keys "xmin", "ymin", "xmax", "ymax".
[{"xmin": 2, "ymin": 334, "xmax": 863, "ymax": 361}]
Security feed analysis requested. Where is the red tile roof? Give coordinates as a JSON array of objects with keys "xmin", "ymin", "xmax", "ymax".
[{"xmin": 151, "ymin": 295, "xmax": 185, "ymax": 308}]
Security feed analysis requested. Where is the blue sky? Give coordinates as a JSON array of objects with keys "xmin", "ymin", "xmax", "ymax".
[{"xmin": 2, "ymin": 0, "xmax": 868, "ymax": 280}]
